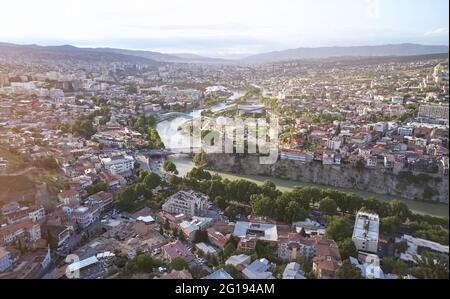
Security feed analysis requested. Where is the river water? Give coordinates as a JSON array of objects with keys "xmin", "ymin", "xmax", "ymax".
[{"xmin": 155, "ymin": 94, "xmax": 449, "ymax": 218}]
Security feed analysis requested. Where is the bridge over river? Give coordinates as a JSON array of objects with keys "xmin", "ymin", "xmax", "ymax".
[
  {"xmin": 141, "ymin": 147, "xmax": 201, "ymax": 157},
  {"xmin": 157, "ymin": 112, "xmax": 193, "ymax": 122}
]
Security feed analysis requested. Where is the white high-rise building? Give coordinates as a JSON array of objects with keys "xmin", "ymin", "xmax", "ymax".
[{"xmin": 352, "ymin": 212, "xmax": 379, "ymax": 254}]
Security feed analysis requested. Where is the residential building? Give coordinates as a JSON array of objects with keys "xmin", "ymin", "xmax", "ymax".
[
  {"xmin": 0, "ymin": 247, "xmax": 12, "ymax": 272},
  {"xmin": 207, "ymin": 228, "xmax": 229, "ymax": 249},
  {"xmin": 72, "ymin": 206, "xmax": 100, "ymax": 230},
  {"xmin": 58, "ymin": 189, "xmax": 81, "ymax": 205},
  {"xmin": 85, "ymin": 191, "xmax": 114, "ymax": 214},
  {"xmin": 395, "ymin": 234, "xmax": 449, "ymax": 264},
  {"xmin": 242, "ymin": 258, "xmax": 275, "ymax": 279},
  {"xmin": 160, "ymin": 270, "xmax": 192, "ymax": 279},
  {"xmin": 418, "ymin": 104, "xmax": 449, "ymax": 124},
  {"xmin": 2, "ymin": 204, "xmax": 45, "ymax": 224},
  {"xmin": 195, "ymin": 242, "xmax": 218, "ymax": 257},
  {"xmin": 225, "ymin": 254, "xmax": 251, "ymax": 271},
  {"xmin": 202, "ymin": 268, "xmax": 233, "ymax": 279},
  {"xmin": 278, "ymin": 233, "xmax": 316, "ymax": 261},
  {"xmin": 101, "ymin": 155, "xmax": 134, "ymax": 175},
  {"xmin": 232, "ymin": 221, "xmax": 278, "ymax": 242},
  {"xmin": 350, "ymin": 256, "xmax": 384, "ymax": 279},
  {"xmin": 282, "ymin": 262, "xmax": 306, "ymax": 279},
  {"xmin": 237, "ymin": 236, "xmax": 258, "ymax": 253},
  {"xmin": 398, "ymin": 127, "xmax": 413, "ymax": 137},
  {"xmin": 162, "ymin": 191, "xmax": 210, "ymax": 218},
  {"xmin": 366, "ymin": 156, "xmax": 378, "ymax": 168},
  {"xmin": 0, "ymin": 220, "xmax": 41, "ymax": 246},
  {"xmin": 352, "ymin": 212, "xmax": 380, "ymax": 254},
  {"xmin": 161, "ymin": 240, "xmax": 194, "ymax": 262},
  {"xmin": 312, "ymin": 238, "xmax": 342, "ymax": 279}
]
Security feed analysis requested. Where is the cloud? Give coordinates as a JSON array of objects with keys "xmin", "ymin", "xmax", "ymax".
[
  {"xmin": 365, "ymin": 0, "xmax": 381, "ymax": 19},
  {"xmin": 425, "ymin": 27, "xmax": 449, "ymax": 36}
]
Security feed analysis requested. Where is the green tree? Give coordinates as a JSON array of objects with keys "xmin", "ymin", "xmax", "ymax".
[
  {"xmin": 250, "ymin": 194, "xmax": 276, "ymax": 219},
  {"xmin": 116, "ymin": 186, "xmax": 139, "ymax": 212},
  {"xmin": 163, "ymin": 160, "xmax": 178, "ymax": 174},
  {"xmin": 170, "ymin": 258, "xmax": 189, "ymax": 271},
  {"xmin": 333, "ymin": 261, "xmax": 363, "ymax": 279},
  {"xmin": 382, "ymin": 257, "xmax": 407, "ymax": 275},
  {"xmin": 380, "ymin": 216, "xmax": 401, "ymax": 236},
  {"xmin": 338, "ymin": 239, "xmax": 358, "ymax": 261},
  {"xmin": 213, "ymin": 196, "xmax": 227, "ymax": 210},
  {"xmin": 143, "ymin": 172, "xmax": 162, "ymax": 189},
  {"xmin": 411, "ymin": 252, "xmax": 449, "ymax": 279},
  {"xmin": 388, "ymin": 200, "xmax": 411, "ymax": 222},
  {"xmin": 168, "ymin": 175, "xmax": 183, "ymax": 187},
  {"xmin": 145, "ymin": 127, "xmax": 165, "ymax": 149},
  {"xmin": 319, "ymin": 197, "xmax": 338, "ymax": 215},
  {"xmin": 395, "ymin": 241, "xmax": 408, "ymax": 254},
  {"xmin": 193, "ymin": 230, "xmax": 209, "ymax": 244},
  {"xmin": 221, "ymin": 264, "xmax": 238, "ymax": 278},
  {"xmin": 223, "ymin": 243, "xmax": 236, "ymax": 259},
  {"xmin": 326, "ymin": 217, "xmax": 353, "ymax": 242},
  {"xmin": 285, "ymin": 201, "xmax": 308, "ymax": 223},
  {"xmin": 260, "ymin": 180, "xmax": 282, "ymax": 199},
  {"xmin": 85, "ymin": 181, "xmax": 107, "ymax": 196},
  {"xmin": 209, "ymin": 180, "xmax": 226, "ymax": 199},
  {"xmin": 187, "ymin": 167, "xmax": 212, "ymax": 181},
  {"xmin": 290, "ymin": 187, "xmax": 312, "ymax": 210},
  {"xmin": 134, "ymin": 183, "xmax": 153, "ymax": 199}
]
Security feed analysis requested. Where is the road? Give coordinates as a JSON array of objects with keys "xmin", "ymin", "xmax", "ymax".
[{"xmin": 0, "ymin": 167, "xmax": 35, "ymax": 177}]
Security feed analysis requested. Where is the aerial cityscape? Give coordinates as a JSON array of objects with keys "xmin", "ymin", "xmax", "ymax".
[{"xmin": 0, "ymin": 0, "xmax": 449, "ymax": 284}]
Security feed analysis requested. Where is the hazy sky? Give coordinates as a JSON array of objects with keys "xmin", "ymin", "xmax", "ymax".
[{"xmin": 1, "ymin": 0, "xmax": 448, "ymax": 57}]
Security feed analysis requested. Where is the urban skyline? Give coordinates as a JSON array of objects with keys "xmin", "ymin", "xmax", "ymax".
[{"xmin": 0, "ymin": 0, "xmax": 448, "ymax": 58}]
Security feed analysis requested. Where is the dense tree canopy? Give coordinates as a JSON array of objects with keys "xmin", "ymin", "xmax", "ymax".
[
  {"xmin": 325, "ymin": 217, "xmax": 353, "ymax": 242},
  {"xmin": 333, "ymin": 261, "xmax": 363, "ymax": 279},
  {"xmin": 319, "ymin": 197, "xmax": 338, "ymax": 215},
  {"xmin": 163, "ymin": 160, "xmax": 178, "ymax": 174}
]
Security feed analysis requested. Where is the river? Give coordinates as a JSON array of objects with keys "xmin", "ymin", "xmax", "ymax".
[{"xmin": 156, "ymin": 95, "xmax": 449, "ymax": 218}]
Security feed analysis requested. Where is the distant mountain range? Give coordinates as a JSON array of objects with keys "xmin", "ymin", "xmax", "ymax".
[
  {"xmin": 0, "ymin": 42, "xmax": 231, "ymax": 65},
  {"xmin": 0, "ymin": 42, "xmax": 448, "ymax": 65},
  {"xmin": 241, "ymin": 43, "xmax": 449, "ymax": 64}
]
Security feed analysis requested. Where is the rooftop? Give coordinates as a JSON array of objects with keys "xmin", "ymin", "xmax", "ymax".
[
  {"xmin": 233, "ymin": 221, "xmax": 278, "ymax": 242},
  {"xmin": 353, "ymin": 212, "xmax": 379, "ymax": 242}
]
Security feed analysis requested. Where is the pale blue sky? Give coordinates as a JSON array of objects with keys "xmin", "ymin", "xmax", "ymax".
[{"xmin": 1, "ymin": 0, "xmax": 448, "ymax": 57}]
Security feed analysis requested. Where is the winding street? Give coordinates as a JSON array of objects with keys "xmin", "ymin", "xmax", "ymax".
[{"xmin": 0, "ymin": 167, "xmax": 35, "ymax": 177}]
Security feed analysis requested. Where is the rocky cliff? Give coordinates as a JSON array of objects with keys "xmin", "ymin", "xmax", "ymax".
[{"xmin": 203, "ymin": 153, "xmax": 449, "ymax": 204}]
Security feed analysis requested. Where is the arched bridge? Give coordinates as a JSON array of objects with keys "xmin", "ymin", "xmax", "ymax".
[{"xmin": 157, "ymin": 112, "xmax": 193, "ymax": 122}]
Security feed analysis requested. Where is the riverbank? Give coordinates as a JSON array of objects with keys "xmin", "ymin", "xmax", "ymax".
[
  {"xmin": 210, "ymin": 170, "xmax": 449, "ymax": 218},
  {"xmin": 168, "ymin": 154, "xmax": 449, "ymax": 218}
]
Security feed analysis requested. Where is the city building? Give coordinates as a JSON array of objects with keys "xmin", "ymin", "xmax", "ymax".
[
  {"xmin": 58, "ymin": 189, "xmax": 81, "ymax": 205},
  {"xmin": 352, "ymin": 212, "xmax": 380, "ymax": 254},
  {"xmin": 101, "ymin": 155, "xmax": 134, "ymax": 175},
  {"xmin": 162, "ymin": 191, "xmax": 210, "ymax": 218},
  {"xmin": 202, "ymin": 268, "xmax": 233, "ymax": 279},
  {"xmin": 72, "ymin": 206, "xmax": 100, "ymax": 230},
  {"xmin": 0, "ymin": 220, "xmax": 41, "ymax": 246},
  {"xmin": 0, "ymin": 247, "xmax": 12, "ymax": 272},
  {"xmin": 312, "ymin": 238, "xmax": 342, "ymax": 279},
  {"xmin": 282, "ymin": 262, "xmax": 306, "ymax": 279},
  {"xmin": 395, "ymin": 234, "xmax": 449, "ymax": 264},
  {"xmin": 232, "ymin": 221, "xmax": 278, "ymax": 242},
  {"xmin": 161, "ymin": 240, "xmax": 194, "ymax": 262},
  {"xmin": 225, "ymin": 254, "xmax": 251, "ymax": 271},
  {"xmin": 242, "ymin": 258, "xmax": 275, "ymax": 279},
  {"xmin": 418, "ymin": 104, "xmax": 449, "ymax": 124}
]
